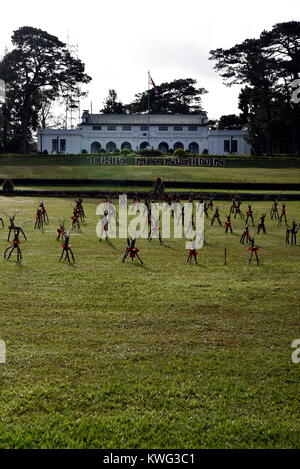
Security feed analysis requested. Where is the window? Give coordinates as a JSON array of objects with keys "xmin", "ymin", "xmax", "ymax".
[
  {"xmin": 122, "ymin": 125, "xmax": 132, "ymax": 131},
  {"xmin": 52, "ymin": 139, "xmax": 58, "ymax": 152},
  {"xmin": 93, "ymin": 125, "xmax": 102, "ymax": 130},
  {"xmin": 107, "ymin": 125, "xmax": 116, "ymax": 131},
  {"xmin": 158, "ymin": 142, "xmax": 169, "ymax": 153},
  {"xmin": 159, "ymin": 125, "xmax": 168, "ymax": 131},
  {"xmin": 224, "ymin": 140, "xmax": 230, "ymax": 152},
  {"xmin": 188, "ymin": 125, "xmax": 198, "ymax": 131},
  {"xmin": 231, "ymin": 140, "xmax": 238, "ymax": 152},
  {"xmin": 174, "ymin": 125, "xmax": 183, "ymax": 131},
  {"xmin": 60, "ymin": 139, "xmax": 66, "ymax": 152},
  {"xmin": 121, "ymin": 142, "xmax": 132, "ymax": 150},
  {"xmin": 140, "ymin": 125, "xmax": 148, "ymax": 130},
  {"xmin": 224, "ymin": 139, "xmax": 238, "ymax": 152}
]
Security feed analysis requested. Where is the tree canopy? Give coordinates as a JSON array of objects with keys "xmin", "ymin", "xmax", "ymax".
[
  {"xmin": 209, "ymin": 21, "xmax": 300, "ymax": 155},
  {"xmin": 125, "ymin": 78, "xmax": 207, "ymax": 114},
  {"xmin": 0, "ymin": 26, "xmax": 91, "ymax": 153},
  {"xmin": 101, "ymin": 89, "xmax": 126, "ymax": 114}
]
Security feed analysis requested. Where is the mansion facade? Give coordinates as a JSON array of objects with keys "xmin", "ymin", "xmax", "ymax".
[{"xmin": 37, "ymin": 111, "xmax": 251, "ymax": 155}]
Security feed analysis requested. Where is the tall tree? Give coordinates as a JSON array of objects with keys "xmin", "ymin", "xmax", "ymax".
[
  {"xmin": 209, "ymin": 21, "xmax": 300, "ymax": 155},
  {"xmin": 101, "ymin": 89, "xmax": 126, "ymax": 114},
  {"xmin": 126, "ymin": 78, "xmax": 207, "ymax": 114},
  {"xmin": 218, "ymin": 114, "xmax": 244, "ymax": 130},
  {"xmin": 0, "ymin": 26, "xmax": 91, "ymax": 153}
]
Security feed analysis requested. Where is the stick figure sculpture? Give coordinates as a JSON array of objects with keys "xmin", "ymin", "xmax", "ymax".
[
  {"xmin": 240, "ymin": 225, "xmax": 250, "ymax": 245},
  {"xmin": 75, "ymin": 198, "xmax": 85, "ymax": 222},
  {"xmin": 7, "ymin": 216, "xmax": 27, "ymax": 242},
  {"xmin": 290, "ymin": 222, "xmax": 298, "ymax": 245},
  {"xmin": 186, "ymin": 242, "xmax": 198, "ymax": 264},
  {"xmin": 204, "ymin": 201, "xmax": 209, "ymax": 219},
  {"xmin": 59, "ymin": 233, "xmax": 75, "ymax": 263},
  {"xmin": 224, "ymin": 215, "xmax": 233, "ymax": 233},
  {"xmin": 0, "ymin": 217, "xmax": 4, "ymax": 228},
  {"xmin": 270, "ymin": 201, "xmax": 279, "ymax": 220},
  {"xmin": 286, "ymin": 222, "xmax": 298, "ymax": 245},
  {"xmin": 122, "ymin": 238, "xmax": 143, "ymax": 264},
  {"xmin": 229, "ymin": 199, "xmax": 236, "ymax": 215},
  {"xmin": 257, "ymin": 214, "xmax": 267, "ymax": 234},
  {"xmin": 71, "ymin": 209, "xmax": 81, "ymax": 231},
  {"xmin": 39, "ymin": 202, "xmax": 49, "ymax": 224},
  {"xmin": 234, "ymin": 201, "xmax": 244, "ymax": 219},
  {"xmin": 56, "ymin": 221, "xmax": 66, "ymax": 241},
  {"xmin": 208, "ymin": 198, "xmax": 214, "ymax": 211},
  {"xmin": 4, "ymin": 228, "xmax": 23, "ymax": 262},
  {"xmin": 245, "ymin": 204, "xmax": 255, "ymax": 226},
  {"xmin": 211, "ymin": 207, "xmax": 222, "ymax": 226},
  {"xmin": 148, "ymin": 213, "xmax": 162, "ymax": 243},
  {"xmin": 248, "ymin": 237, "xmax": 260, "ymax": 265},
  {"xmin": 34, "ymin": 209, "xmax": 44, "ymax": 230},
  {"xmin": 99, "ymin": 209, "xmax": 110, "ymax": 242},
  {"xmin": 278, "ymin": 204, "xmax": 287, "ymax": 226}
]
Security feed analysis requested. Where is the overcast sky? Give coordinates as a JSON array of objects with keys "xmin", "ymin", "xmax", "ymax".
[{"xmin": 1, "ymin": 0, "xmax": 299, "ymax": 121}]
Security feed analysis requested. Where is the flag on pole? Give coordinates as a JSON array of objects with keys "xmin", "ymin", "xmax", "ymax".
[{"xmin": 148, "ymin": 72, "xmax": 159, "ymax": 94}]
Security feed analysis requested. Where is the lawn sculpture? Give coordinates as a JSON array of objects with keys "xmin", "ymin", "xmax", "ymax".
[
  {"xmin": 99, "ymin": 209, "xmax": 110, "ymax": 242},
  {"xmin": 71, "ymin": 208, "xmax": 81, "ymax": 231},
  {"xmin": 224, "ymin": 214, "xmax": 233, "ymax": 233},
  {"xmin": 208, "ymin": 198, "xmax": 214, "ymax": 211},
  {"xmin": 234, "ymin": 201, "xmax": 244, "ymax": 219},
  {"xmin": 270, "ymin": 201, "xmax": 279, "ymax": 220},
  {"xmin": 75, "ymin": 198, "xmax": 85, "ymax": 223},
  {"xmin": 257, "ymin": 214, "xmax": 267, "ymax": 234},
  {"xmin": 56, "ymin": 221, "xmax": 66, "ymax": 241},
  {"xmin": 278, "ymin": 204, "xmax": 288, "ymax": 226},
  {"xmin": 153, "ymin": 177, "xmax": 164, "ymax": 199},
  {"xmin": 245, "ymin": 204, "xmax": 255, "ymax": 226},
  {"xmin": 148, "ymin": 212, "xmax": 162, "ymax": 243},
  {"xmin": 39, "ymin": 202, "xmax": 49, "ymax": 224},
  {"xmin": 248, "ymin": 236, "xmax": 260, "ymax": 265},
  {"xmin": 34, "ymin": 209, "xmax": 44, "ymax": 230},
  {"xmin": 286, "ymin": 221, "xmax": 298, "ymax": 245},
  {"xmin": 7, "ymin": 215, "xmax": 27, "ymax": 242},
  {"xmin": 187, "ymin": 241, "xmax": 198, "ymax": 264},
  {"xmin": 211, "ymin": 207, "xmax": 222, "ymax": 227},
  {"xmin": 59, "ymin": 233, "xmax": 75, "ymax": 263},
  {"xmin": 229, "ymin": 199, "xmax": 236, "ymax": 215},
  {"xmin": 0, "ymin": 217, "xmax": 4, "ymax": 229},
  {"xmin": 4, "ymin": 227, "xmax": 23, "ymax": 262},
  {"xmin": 122, "ymin": 238, "xmax": 143, "ymax": 264},
  {"xmin": 203, "ymin": 201, "xmax": 209, "ymax": 219},
  {"xmin": 240, "ymin": 224, "xmax": 250, "ymax": 245}
]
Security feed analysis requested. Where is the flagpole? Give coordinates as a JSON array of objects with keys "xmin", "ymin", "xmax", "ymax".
[{"xmin": 147, "ymin": 71, "xmax": 150, "ymax": 148}]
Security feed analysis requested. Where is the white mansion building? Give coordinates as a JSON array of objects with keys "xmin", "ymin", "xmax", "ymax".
[{"xmin": 37, "ymin": 111, "xmax": 251, "ymax": 155}]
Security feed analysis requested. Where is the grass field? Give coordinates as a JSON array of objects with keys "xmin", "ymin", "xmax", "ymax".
[
  {"xmin": 0, "ymin": 196, "xmax": 299, "ymax": 449},
  {"xmin": 1, "ymin": 163, "xmax": 300, "ymax": 184}
]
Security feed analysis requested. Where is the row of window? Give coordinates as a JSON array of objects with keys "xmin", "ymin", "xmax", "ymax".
[
  {"xmin": 224, "ymin": 139, "xmax": 238, "ymax": 152},
  {"xmin": 89, "ymin": 141, "xmax": 201, "ymax": 154},
  {"xmin": 92, "ymin": 125, "xmax": 201, "ymax": 131},
  {"xmin": 51, "ymin": 138, "xmax": 239, "ymax": 153},
  {"xmin": 52, "ymin": 139, "xmax": 66, "ymax": 152}
]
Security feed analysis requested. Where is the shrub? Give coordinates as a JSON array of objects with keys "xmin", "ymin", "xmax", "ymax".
[
  {"xmin": 138, "ymin": 149, "xmax": 163, "ymax": 157},
  {"xmin": 2, "ymin": 179, "xmax": 14, "ymax": 194},
  {"xmin": 120, "ymin": 148, "xmax": 131, "ymax": 156},
  {"xmin": 81, "ymin": 149, "xmax": 88, "ymax": 154},
  {"xmin": 202, "ymin": 148, "xmax": 209, "ymax": 155},
  {"xmin": 173, "ymin": 148, "xmax": 186, "ymax": 156}
]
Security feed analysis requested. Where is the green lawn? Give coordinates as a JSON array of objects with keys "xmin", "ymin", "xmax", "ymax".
[
  {"xmin": 0, "ymin": 196, "xmax": 299, "ymax": 448},
  {"xmin": 1, "ymin": 165, "xmax": 300, "ymax": 185}
]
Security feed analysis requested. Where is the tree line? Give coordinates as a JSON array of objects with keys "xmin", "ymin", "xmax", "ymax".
[{"xmin": 0, "ymin": 22, "xmax": 299, "ymax": 154}]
